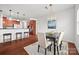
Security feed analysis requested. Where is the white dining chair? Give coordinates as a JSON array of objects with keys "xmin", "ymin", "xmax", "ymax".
[
  {"xmin": 56, "ymin": 32, "xmax": 64, "ymax": 55},
  {"xmin": 37, "ymin": 32, "xmax": 52, "ymax": 55}
]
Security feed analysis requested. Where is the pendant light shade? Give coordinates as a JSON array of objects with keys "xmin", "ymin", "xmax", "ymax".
[
  {"xmin": 0, "ymin": 10, "xmax": 3, "ymax": 16},
  {"xmin": 45, "ymin": 4, "xmax": 56, "ymax": 20},
  {"xmin": 0, "ymin": 10, "xmax": 3, "ymax": 14},
  {"xmin": 23, "ymin": 14, "xmax": 25, "ymax": 20},
  {"xmin": 9, "ymin": 9, "xmax": 12, "ymax": 20},
  {"xmin": 16, "ymin": 12, "xmax": 20, "ymax": 21}
]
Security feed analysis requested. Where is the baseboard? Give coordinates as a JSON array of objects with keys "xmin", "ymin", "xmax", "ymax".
[{"xmin": 63, "ymin": 40, "xmax": 75, "ymax": 43}]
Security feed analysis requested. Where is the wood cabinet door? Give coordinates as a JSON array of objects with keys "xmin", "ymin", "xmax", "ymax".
[
  {"xmin": 3, "ymin": 18, "xmax": 13, "ymax": 27},
  {"xmin": 29, "ymin": 20, "xmax": 36, "ymax": 35}
]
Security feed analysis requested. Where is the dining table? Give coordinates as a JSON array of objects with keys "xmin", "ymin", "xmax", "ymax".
[{"xmin": 46, "ymin": 33, "xmax": 57, "ymax": 55}]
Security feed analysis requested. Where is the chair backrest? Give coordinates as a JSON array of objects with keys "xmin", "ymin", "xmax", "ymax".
[
  {"xmin": 58, "ymin": 32, "xmax": 64, "ymax": 46},
  {"xmin": 37, "ymin": 32, "xmax": 47, "ymax": 48}
]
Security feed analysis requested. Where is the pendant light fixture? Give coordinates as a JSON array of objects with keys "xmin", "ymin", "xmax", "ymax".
[
  {"xmin": 9, "ymin": 9, "xmax": 12, "ymax": 20},
  {"xmin": 49, "ymin": 4, "xmax": 56, "ymax": 20},
  {"xmin": 0, "ymin": 10, "xmax": 3, "ymax": 16},
  {"xmin": 9, "ymin": 9, "xmax": 12, "ymax": 16},
  {"xmin": 16, "ymin": 12, "xmax": 20, "ymax": 21},
  {"xmin": 23, "ymin": 14, "xmax": 25, "ymax": 20},
  {"xmin": 45, "ymin": 4, "xmax": 56, "ymax": 20}
]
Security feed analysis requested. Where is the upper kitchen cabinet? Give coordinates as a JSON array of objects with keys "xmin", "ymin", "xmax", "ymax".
[{"xmin": 3, "ymin": 17, "xmax": 13, "ymax": 28}]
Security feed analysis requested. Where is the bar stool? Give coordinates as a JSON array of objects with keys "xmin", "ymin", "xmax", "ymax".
[
  {"xmin": 3, "ymin": 33, "xmax": 12, "ymax": 43},
  {"xmin": 16, "ymin": 32, "xmax": 22, "ymax": 40},
  {"xmin": 24, "ymin": 32, "xmax": 29, "ymax": 39}
]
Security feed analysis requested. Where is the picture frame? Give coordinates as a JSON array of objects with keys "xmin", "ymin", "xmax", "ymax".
[{"xmin": 48, "ymin": 20, "xmax": 56, "ymax": 29}]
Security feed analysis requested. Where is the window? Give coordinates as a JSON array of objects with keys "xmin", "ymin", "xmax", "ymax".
[{"xmin": 77, "ymin": 9, "xmax": 79, "ymax": 35}]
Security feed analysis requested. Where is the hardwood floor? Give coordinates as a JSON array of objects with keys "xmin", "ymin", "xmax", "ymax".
[
  {"xmin": 0, "ymin": 35, "xmax": 37, "ymax": 55},
  {"xmin": 0, "ymin": 35, "xmax": 78, "ymax": 55},
  {"xmin": 68, "ymin": 42, "xmax": 78, "ymax": 55}
]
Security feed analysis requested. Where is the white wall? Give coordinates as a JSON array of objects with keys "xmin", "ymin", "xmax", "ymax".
[
  {"xmin": 37, "ymin": 7, "xmax": 75, "ymax": 42},
  {"xmin": 56, "ymin": 7, "xmax": 75, "ymax": 42}
]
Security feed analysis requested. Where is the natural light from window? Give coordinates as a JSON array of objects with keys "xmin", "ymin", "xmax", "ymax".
[{"xmin": 77, "ymin": 8, "xmax": 79, "ymax": 35}]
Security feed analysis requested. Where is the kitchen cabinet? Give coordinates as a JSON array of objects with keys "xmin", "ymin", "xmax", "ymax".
[{"xmin": 28, "ymin": 20, "xmax": 36, "ymax": 35}]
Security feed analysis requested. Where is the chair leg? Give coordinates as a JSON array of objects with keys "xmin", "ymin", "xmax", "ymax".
[
  {"xmin": 60, "ymin": 41, "xmax": 62, "ymax": 50},
  {"xmin": 60, "ymin": 44, "xmax": 61, "ymax": 50},
  {"xmin": 45, "ymin": 48, "xmax": 47, "ymax": 55},
  {"xmin": 57, "ymin": 46, "xmax": 59, "ymax": 55},
  {"xmin": 38, "ymin": 45, "xmax": 40, "ymax": 52},
  {"xmin": 49, "ymin": 44, "xmax": 52, "ymax": 51}
]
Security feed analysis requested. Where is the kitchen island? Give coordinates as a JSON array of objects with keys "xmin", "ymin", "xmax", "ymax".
[{"xmin": 0, "ymin": 28, "xmax": 29, "ymax": 43}]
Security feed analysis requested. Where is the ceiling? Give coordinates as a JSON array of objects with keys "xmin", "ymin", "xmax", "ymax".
[{"xmin": 0, "ymin": 4, "xmax": 74, "ymax": 20}]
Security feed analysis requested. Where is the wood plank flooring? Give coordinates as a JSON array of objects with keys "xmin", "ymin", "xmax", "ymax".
[
  {"xmin": 68, "ymin": 42, "xmax": 79, "ymax": 55},
  {"xmin": 0, "ymin": 35, "xmax": 37, "ymax": 55},
  {"xmin": 0, "ymin": 35, "xmax": 78, "ymax": 55}
]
